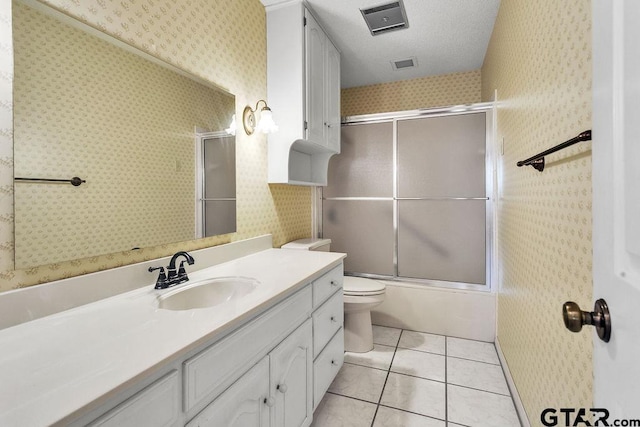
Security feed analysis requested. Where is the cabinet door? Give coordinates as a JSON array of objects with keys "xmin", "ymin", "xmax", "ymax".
[
  {"xmin": 325, "ymin": 40, "xmax": 341, "ymax": 153},
  {"xmin": 186, "ymin": 357, "xmax": 271, "ymax": 427},
  {"xmin": 270, "ymin": 319, "xmax": 313, "ymax": 427},
  {"xmin": 305, "ymin": 11, "xmax": 326, "ymax": 146}
]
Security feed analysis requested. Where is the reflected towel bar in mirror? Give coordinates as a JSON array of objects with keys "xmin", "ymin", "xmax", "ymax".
[
  {"xmin": 14, "ymin": 176, "xmax": 86, "ymax": 186},
  {"xmin": 517, "ymin": 130, "xmax": 592, "ymax": 172}
]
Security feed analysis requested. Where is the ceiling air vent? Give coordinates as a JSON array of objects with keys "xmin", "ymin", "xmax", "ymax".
[
  {"xmin": 391, "ymin": 56, "xmax": 417, "ymax": 70},
  {"xmin": 361, "ymin": 1, "xmax": 409, "ymax": 36}
]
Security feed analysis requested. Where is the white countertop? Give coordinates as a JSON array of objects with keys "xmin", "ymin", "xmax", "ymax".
[{"xmin": 0, "ymin": 248, "xmax": 345, "ymax": 426}]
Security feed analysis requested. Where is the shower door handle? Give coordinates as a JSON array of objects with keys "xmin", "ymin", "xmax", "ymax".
[{"xmin": 562, "ymin": 299, "xmax": 611, "ymax": 342}]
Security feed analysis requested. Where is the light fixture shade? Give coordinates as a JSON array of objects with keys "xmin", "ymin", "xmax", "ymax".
[
  {"xmin": 225, "ymin": 114, "xmax": 236, "ymax": 135},
  {"xmin": 255, "ymin": 109, "xmax": 279, "ymax": 134}
]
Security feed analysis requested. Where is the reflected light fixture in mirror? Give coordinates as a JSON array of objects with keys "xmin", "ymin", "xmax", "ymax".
[
  {"xmin": 243, "ymin": 99, "xmax": 279, "ymax": 135},
  {"xmin": 226, "ymin": 114, "xmax": 237, "ymax": 135}
]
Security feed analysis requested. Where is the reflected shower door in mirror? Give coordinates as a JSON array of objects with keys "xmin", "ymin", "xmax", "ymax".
[
  {"xmin": 12, "ymin": 0, "xmax": 236, "ymax": 269},
  {"xmin": 196, "ymin": 133, "xmax": 237, "ymax": 238}
]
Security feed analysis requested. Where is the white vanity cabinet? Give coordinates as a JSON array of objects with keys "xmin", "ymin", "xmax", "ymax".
[
  {"xmin": 71, "ymin": 261, "xmax": 345, "ymax": 427},
  {"xmin": 266, "ymin": 1, "xmax": 341, "ymax": 186},
  {"xmin": 186, "ymin": 357, "xmax": 271, "ymax": 427},
  {"xmin": 271, "ymin": 320, "xmax": 313, "ymax": 427},
  {"xmin": 187, "ymin": 320, "xmax": 313, "ymax": 427},
  {"xmin": 309, "ymin": 264, "xmax": 344, "ymax": 409},
  {"xmin": 87, "ymin": 371, "xmax": 181, "ymax": 427}
]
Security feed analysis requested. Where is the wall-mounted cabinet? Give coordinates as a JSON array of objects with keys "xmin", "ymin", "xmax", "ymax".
[{"xmin": 266, "ymin": 1, "xmax": 341, "ymax": 186}]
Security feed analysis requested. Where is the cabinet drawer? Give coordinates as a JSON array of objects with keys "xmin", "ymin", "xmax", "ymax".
[
  {"xmin": 184, "ymin": 286, "xmax": 312, "ymax": 413},
  {"xmin": 312, "ymin": 264, "xmax": 343, "ymax": 308},
  {"xmin": 313, "ymin": 328, "xmax": 344, "ymax": 409},
  {"xmin": 89, "ymin": 371, "xmax": 180, "ymax": 427},
  {"xmin": 312, "ymin": 290, "xmax": 343, "ymax": 358}
]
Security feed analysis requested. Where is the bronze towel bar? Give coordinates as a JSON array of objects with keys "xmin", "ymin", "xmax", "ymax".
[{"xmin": 517, "ymin": 130, "xmax": 592, "ymax": 172}]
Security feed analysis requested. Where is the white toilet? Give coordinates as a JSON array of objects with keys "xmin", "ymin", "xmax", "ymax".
[{"xmin": 281, "ymin": 238, "xmax": 386, "ymax": 353}]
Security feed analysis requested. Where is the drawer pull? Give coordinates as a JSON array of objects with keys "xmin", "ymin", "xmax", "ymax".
[
  {"xmin": 264, "ymin": 397, "xmax": 275, "ymax": 407},
  {"xmin": 330, "ymin": 316, "xmax": 336, "ymax": 323},
  {"xmin": 331, "ymin": 360, "xmax": 337, "ymax": 365},
  {"xmin": 330, "ymin": 280, "xmax": 338, "ymax": 287},
  {"xmin": 277, "ymin": 383, "xmax": 288, "ymax": 393}
]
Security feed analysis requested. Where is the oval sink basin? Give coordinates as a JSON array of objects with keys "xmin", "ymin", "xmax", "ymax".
[{"xmin": 157, "ymin": 277, "xmax": 259, "ymax": 311}]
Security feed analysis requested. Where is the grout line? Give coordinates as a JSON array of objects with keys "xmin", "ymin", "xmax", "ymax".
[
  {"xmin": 446, "ymin": 354, "xmax": 501, "ymax": 366},
  {"xmin": 396, "ymin": 345, "xmax": 447, "ymax": 357},
  {"xmin": 326, "ymin": 391, "xmax": 379, "ymax": 406},
  {"xmin": 343, "ymin": 361, "xmax": 390, "ymax": 373},
  {"xmin": 447, "ymin": 382, "xmax": 512, "ymax": 397},
  {"xmin": 375, "ymin": 325, "xmax": 493, "ymax": 345},
  {"xmin": 445, "ymin": 336, "xmax": 448, "ymax": 424},
  {"xmin": 377, "ymin": 403, "xmax": 447, "ymax": 423},
  {"xmin": 388, "ymin": 370, "xmax": 447, "ymax": 385},
  {"xmin": 370, "ymin": 328, "xmax": 402, "ymax": 427}
]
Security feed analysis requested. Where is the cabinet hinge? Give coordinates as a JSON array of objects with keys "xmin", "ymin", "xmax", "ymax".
[
  {"xmin": 304, "ymin": 17, "xmax": 307, "ymax": 26},
  {"xmin": 304, "ymin": 121, "xmax": 308, "ymax": 130}
]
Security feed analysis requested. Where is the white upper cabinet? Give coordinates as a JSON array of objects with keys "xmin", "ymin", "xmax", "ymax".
[
  {"xmin": 325, "ymin": 41, "xmax": 341, "ymax": 152},
  {"xmin": 266, "ymin": 1, "xmax": 341, "ymax": 186}
]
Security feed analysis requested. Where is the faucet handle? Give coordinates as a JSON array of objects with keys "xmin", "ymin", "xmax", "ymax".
[
  {"xmin": 177, "ymin": 261, "xmax": 188, "ymax": 277},
  {"xmin": 149, "ymin": 266, "xmax": 169, "ymax": 289}
]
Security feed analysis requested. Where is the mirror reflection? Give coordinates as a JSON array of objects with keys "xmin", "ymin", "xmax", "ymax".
[{"xmin": 13, "ymin": 0, "xmax": 236, "ymax": 269}]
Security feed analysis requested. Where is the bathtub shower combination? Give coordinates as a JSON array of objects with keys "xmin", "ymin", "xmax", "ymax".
[{"xmin": 320, "ymin": 106, "xmax": 493, "ymax": 292}]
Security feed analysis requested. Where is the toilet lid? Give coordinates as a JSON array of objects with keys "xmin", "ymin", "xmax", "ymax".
[{"xmin": 343, "ymin": 276, "xmax": 386, "ymax": 296}]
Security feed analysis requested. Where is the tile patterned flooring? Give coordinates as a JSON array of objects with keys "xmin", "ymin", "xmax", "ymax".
[{"xmin": 311, "ymin": 326, "xmax": 521, "ymax": 427}]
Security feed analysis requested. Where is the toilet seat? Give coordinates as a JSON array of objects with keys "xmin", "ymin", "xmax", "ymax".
[{"xmin": 343, "ymin": 276, "xmax": 385, "ymax": 297}]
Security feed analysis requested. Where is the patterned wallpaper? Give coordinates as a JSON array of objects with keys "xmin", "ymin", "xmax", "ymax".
[
  {"xmin": 13, "ymin": 2, "xmax": 235, "ymax": 268},
  {"xmin": 0, "ymin": 0, "xmax": 311, "ymax": 292},
  {"xmin": 482, "ymin": 0, "xmax": 593, "ymax": 422},
  {"xmin": 341, "ymin": 70, "xmax": 481, "ymax": 117}
]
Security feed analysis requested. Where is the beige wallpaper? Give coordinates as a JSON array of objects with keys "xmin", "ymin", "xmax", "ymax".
[
  {"xmin": 0, "ymin": 0, "xmax": 311, "ymax": 292},
  {"xmin": 341, "ymin": 69, "xmax": 481, "ymax": 117},
  {"xmin": 482, "ymin": 0, "xmax": 593, "ymax": 422},
  {"xmin": 13, "ymin": 2, "xmax": 236, "ymax": 268}
]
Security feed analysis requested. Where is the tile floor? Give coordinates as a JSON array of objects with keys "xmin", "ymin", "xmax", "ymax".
[{"xmin": 311, "ymin": 326, "xmax": 521, "ymax": 427}]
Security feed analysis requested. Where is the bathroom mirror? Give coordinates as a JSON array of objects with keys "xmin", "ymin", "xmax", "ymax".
[{"xmin": 12, "ymin": 0, "xmax": 236, "ymax": 269}]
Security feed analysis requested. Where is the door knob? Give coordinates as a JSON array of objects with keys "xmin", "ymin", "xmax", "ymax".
[{"xmin": 562, "ymin": 299, "xmax": 611, "ymax": 342}]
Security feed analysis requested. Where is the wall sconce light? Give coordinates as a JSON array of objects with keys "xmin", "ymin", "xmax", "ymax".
[
  {"xmin": 243, "ymin": 100, "xmax": 279, "ymax": 135},
  {"xmin": 225, "ymin": 114, "xmax": 236, "ymax": 136}
]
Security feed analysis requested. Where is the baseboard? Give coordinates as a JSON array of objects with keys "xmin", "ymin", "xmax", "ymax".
[{"xmin": 495, "ymin": 337, "xmax": 531, "ymax": 427}]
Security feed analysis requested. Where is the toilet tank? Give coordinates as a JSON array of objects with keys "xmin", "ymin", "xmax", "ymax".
[{"xmin": 281, "ymin": 238, "xmax": 331, "ymax": 252}]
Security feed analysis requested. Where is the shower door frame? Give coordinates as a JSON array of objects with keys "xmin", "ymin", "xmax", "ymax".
[
  {"xmin": 315, "ymin": 102, "xmax": 496, "ymax": 292},
  {"xmin": 195, "ymin": 130, "xmax": 237, "ymax": 239}
]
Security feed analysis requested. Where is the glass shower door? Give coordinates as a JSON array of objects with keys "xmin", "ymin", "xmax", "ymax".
[
  {"xmin": 322, "ymin": 122, "xmax": 395, "ymax": 276},
  {"xmin": 322, "ymin": 110, "xmax": 489, "ymax": 288},
  {"xmin": 397, "ymin": 113, "xmax": 487, "ymax": 285}
]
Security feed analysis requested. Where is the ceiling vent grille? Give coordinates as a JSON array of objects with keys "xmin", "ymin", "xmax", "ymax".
[
  {"xmin": 391, "ymin": 57, "xmax": 417, "ymax": 70},
  {"xmin": 361, "ymin": 1, "xmax": 409, "ymax": 36}
]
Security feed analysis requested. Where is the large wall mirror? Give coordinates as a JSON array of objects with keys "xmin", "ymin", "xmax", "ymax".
[{"xmin": 13, "ymin": 0, "xmax": 236, "ymax": 269}]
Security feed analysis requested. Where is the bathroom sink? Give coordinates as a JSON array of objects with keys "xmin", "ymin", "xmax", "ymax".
[{"xmin": 157, "ymin": 277, "xmax": 259, "ymax": 311}]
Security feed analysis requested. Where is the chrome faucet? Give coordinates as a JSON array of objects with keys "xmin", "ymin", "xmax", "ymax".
[{"xmin": 149, "ymin": 251, "xmax": 195, "ymax": 289}]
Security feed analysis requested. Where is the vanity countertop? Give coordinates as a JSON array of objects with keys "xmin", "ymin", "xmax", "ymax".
[{"xmin": 0, "ymin": 248, "xmax": 345, "ymax": 426}]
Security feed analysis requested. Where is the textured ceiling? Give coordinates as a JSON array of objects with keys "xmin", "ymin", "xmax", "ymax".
[{"xmin": 261, "ymin": 0, "xmax": 500, "ymax": 88}]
